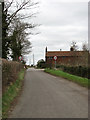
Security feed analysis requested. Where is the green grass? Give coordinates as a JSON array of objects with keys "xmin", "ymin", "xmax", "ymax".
[
  {"xmin": 0, "ymin": 98, "xmax": 2, "ymax": 120},
  {"xmin": 45, "ymin": 68, "xmax": 90, "ymax": 88},
  {"xmin": 2, "ymin": 69, "xmax": 25, "ymax": 118}
]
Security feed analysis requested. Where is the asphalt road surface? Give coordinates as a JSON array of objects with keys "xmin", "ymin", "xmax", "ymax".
[{"xmin": 10, "ymin": 68, "xmax": 88, "ymax": 118}]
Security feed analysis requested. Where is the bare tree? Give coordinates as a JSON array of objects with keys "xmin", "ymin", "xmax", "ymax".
[
  {"xmin": 4, "ymin": 0, "xmax": 39, "ymax": 25},
  {"xmin": 70, "ymin": 41, "xmax": 78, "ymax": 51},
  {"xmin": 70, "ymin": 41, "xmax": 79, "ymax": 66},
  {"xmin": 2, "ymin": 0, "xmax": 39, "ymax": 59},
  {"xmin": 82, "ymin": 43, "xmax": 88, "ymax": 51}
]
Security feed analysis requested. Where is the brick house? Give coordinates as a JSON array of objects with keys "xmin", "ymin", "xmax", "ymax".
[{"xmin": 45, "ymin": 47, "xmax": 88, "ymax": 67}]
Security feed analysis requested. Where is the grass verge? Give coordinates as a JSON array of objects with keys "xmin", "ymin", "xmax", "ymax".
[
  {"xmin": 45, "ymin": 68, "xmax": 90, "ymax": 88},
  {"xmin": 0, "ymin": 98, "xmax": 2, "ymax": 120},
  {"xmin": 2, "ymin": 69, "xmax": 25, "ymax": 118}
]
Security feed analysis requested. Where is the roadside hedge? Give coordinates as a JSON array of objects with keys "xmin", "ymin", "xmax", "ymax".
[
  {"xmin": 2, "ymin": 59, "xmax": 24, "ymax": 92},
  {"xmin": 56, "ymin": 65, "xmax": 89, "ymax": 78}
]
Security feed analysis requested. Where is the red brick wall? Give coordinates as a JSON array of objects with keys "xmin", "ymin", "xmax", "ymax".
[{"xmin": 46, "ymin": 56, "xmax": 82, "ymax": 67}]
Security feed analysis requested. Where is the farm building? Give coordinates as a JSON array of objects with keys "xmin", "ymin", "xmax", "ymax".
[{"xmin": 45, "ymin": 47, "xmax": 88, "ymax": 67}]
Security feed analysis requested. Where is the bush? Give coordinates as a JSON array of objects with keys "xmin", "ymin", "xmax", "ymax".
[
  {"xmin": 2, "ymin": 59, "xmax": 24, "ymax": 92},
  {"xmin": 56, "ymin": 65, "xmax": 88, "ymax": 78},
  {"xmin": 37, "ymin": 59, "xmax": 46, "ymax": 68}
]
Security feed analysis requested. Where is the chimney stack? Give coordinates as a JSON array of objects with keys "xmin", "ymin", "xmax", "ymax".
[{"xmin": 46, "ymin": 47, "xmax": 47, "ymax": 53}]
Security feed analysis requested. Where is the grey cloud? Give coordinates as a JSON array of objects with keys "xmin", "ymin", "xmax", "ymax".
[
  {"xmin": 26, "ymin": 1, "xmax": 88, "ymax": 65},
  {"xmin": 33, "ymin": 2, "xmax": 88, "ymax": 27}
]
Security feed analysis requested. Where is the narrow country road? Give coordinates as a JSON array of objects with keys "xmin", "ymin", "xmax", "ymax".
[{"xmin": 10, "ymin": 68, "xmax": 88, "ymax": 118}]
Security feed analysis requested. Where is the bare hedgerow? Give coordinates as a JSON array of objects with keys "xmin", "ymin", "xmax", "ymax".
[{"xmin": 2, "ymin": 59, "xmax": 24, "ymax": 92}]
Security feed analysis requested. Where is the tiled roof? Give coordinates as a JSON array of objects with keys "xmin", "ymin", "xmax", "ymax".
[{"xmin": 46, "ymin": 51, "xmax": 87, "ymax": 57}]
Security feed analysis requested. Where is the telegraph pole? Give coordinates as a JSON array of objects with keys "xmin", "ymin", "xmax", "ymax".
[
  {"xmin": 33, "ymin": 54, "xmax": 34, "ymax": 66},
  {"xmin": 29, "ymin": 58, "xmax": 31, "ymax": 66}
]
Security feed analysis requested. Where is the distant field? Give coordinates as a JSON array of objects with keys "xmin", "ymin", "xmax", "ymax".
[{"xmin": 45, "ymin": 69, "xmax": 89, "ymax": 88}]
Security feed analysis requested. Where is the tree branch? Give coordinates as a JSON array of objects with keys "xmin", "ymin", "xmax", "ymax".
[
  {"xmin": 8, "ymin": 0, "xmax": 38, "ymax": 25},
  {"xmin": 4, "ymin": 0, "xmax": 14, "ymax": 12}
]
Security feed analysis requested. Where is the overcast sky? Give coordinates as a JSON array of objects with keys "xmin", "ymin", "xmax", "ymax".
[{"xmin": 25, "ymin": 0, "xmax": 88, "ymax": 65}]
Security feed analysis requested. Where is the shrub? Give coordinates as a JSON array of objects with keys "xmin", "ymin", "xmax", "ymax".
[
  {"xmin": 37, "ymin": 59, "xmax": 46, "ymax": 68},
  {"xmin": 2, "ymin": 59, "xmax": 24, "ymax": 92},
  {"xmin": 56, "ymin": 65, "xmax": 88, "ymax": 78}
]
